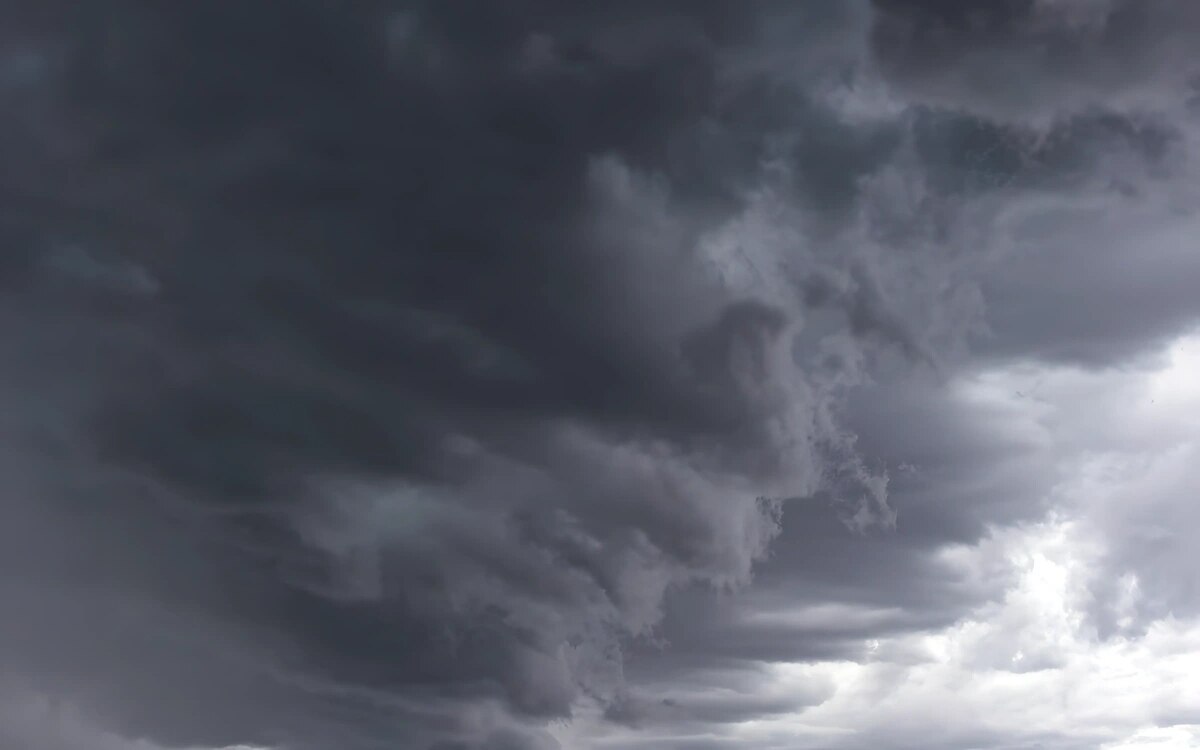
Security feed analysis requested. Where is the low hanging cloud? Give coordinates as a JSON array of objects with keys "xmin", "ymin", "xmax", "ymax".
[{"xmin": 1, "ymin": 2, "xmax": 1200, "ymax": 750}]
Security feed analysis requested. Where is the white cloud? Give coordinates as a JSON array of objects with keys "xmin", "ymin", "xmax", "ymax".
[{"xmin": 782, "ymin": 517, "xmax": 1200, "ymax": 748}]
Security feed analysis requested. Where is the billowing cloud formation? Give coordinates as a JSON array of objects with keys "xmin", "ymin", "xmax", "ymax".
[{"xmin": 1, "ymin": 2, "xmax": 1199, "ymax": 749}]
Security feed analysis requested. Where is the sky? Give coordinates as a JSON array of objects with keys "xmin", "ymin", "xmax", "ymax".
[{"xmin": 1, "ymin": 2, "xmax": 1199, "ymax": 749}]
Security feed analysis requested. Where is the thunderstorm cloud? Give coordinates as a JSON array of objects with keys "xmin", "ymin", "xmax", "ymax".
[{"xmin": 1, "ymin": 2, "xmax": 1199, "ymax": 749}]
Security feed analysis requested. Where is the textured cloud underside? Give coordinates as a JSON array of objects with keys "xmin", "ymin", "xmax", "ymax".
[{"xmin": 1, "ymin": 2, "xmax": 1199, "ymax": 749}]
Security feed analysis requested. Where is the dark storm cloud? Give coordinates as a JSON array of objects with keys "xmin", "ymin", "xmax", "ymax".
[
  {"xmin": 979, "ymin": 195, "xmax": 1200, "ymax": 366},
  {"xmin": 0, "ymin": 2, "xmax": 915, "ymax": 749},
  {"xmin": 602, "ymin": 669, "xmax": 832, "ymax": 730},
  {"xmin": 599, "ymin": 373, "xmax": 1056, "ymax": 713},
  {"xmin": 862, "ymin": 0, "xmax": 1200, "ymax": 367},
  {"xmin": 3, "ymin": 2, "xmax": 1199, "ymax": 749},
  {"xmin": 601, "ymin": 2, "xmax": 1200, "ymax": 747},
  {"xmin": 870, "ymin": 0, "xmax": 1200, "ymax": 120}
]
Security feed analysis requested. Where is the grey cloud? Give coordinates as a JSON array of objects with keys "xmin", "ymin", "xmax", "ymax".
[
  {"xmin": 870, "ymin": 0, "xmax": 1200, "ymax": 121},
  {"xmin": 797, "ymin": 262, "xmax": 938, "ymax": 369},
  {"xmin": 979, "ymin": 199, "xmax": 1200, "ymax": 366},
  {"xmin": 827, "ymin": 727, "xmax": 1105, "ymax": 750},
  {"xmin": 0, "ymin": 688, "xmax": 171, "ymax": 750},
  {"xmin": 40, "ymin": 244, "xmax": 161, "ymax": 296},
  {"xmin": 1084, "ymin": 447, "xmax": 1200, "ymax": 637},
  {"xmin": 429, "ymin": 727, "xmax": 563, "ymax": 750},
  {"xmin": 886, "ymin": 104, "xmax": 1200, "ymax": 368},
  {"xmin": 595, "ymin": 2, "xmax": 1200, "ymax": 746},
  {"xmin": 865, "ymin": 0, "xmax": 1200, "ymax": 369},
  {"xmin": 0, "ymin": 3, "xmax": 911, "ymax": 749},
  {"xmin": 608, "ymin": 374, "xmax": 1055, "ymax": 701},
  {"xmin": 1, "ymin": 2, "xmax": 1198, "ymax": 749},
  {"xmin": 602, "ymin": 671, "xmax": 832, "ymax": 729}
]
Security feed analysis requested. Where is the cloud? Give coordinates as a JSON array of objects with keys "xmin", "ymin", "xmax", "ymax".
[
  {"xmin": 870, "ymin": 0, "xmax": 1200, "ymax": 122},
  {"xmin": 0, "ymin": 3, "xmax": 898, "ymax": 748},
  {"xmin": 1, "ymin": 2, "xmax": 1199, "ymax": 750},
  {"xmin": 559, "ymin": 326, "xmax": 1200, "ymax": 749}
]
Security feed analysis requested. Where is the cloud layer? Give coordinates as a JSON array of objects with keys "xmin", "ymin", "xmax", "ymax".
[{"xmin": 1, "ymin": 2, "xmax": 1199, "ymax": 749}]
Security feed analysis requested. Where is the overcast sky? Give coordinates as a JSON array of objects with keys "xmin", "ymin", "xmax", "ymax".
[{"xmin": 2, "ymin": 2, "xmax": 1199, "ymax": 749}]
